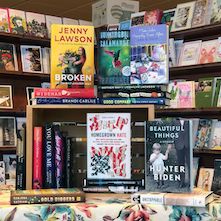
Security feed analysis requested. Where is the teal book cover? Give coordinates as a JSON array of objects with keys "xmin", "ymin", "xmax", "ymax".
[{"xmin": 98, "ymin": 30, "xmax": 130, "ymax": 85}]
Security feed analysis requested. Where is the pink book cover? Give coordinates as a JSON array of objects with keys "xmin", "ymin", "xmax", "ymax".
[
  {"xmin": 144, "ymin": 9, "xmax": 163, "ymax": 25},
  {"xmin": 0, "ymin": 8, "xmax": 10, "ymax": 33},
  {"xmin": 198, "ymin": 39, "xmax": 218, "ymax": 64},
  {"xmin": 177, "ymin": 81, "xmax": 195, "ymax": 108},
  {"xmin": 33, "ymin": 127, "xmax": 43, "ymax": 189}
]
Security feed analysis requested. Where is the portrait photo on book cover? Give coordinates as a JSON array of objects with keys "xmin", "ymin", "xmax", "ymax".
[
  {"xmin": 0, "ymin": 85, "xmax": 13, "ymax": 109},
  {"xmin": 146, "ymin": 119, "xmax": 192, "ymax": 193}
]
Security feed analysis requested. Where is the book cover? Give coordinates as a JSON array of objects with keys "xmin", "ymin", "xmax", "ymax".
[
  {"xmin": 130, "ymin": 24, "xmax": 169, "ymax": 84},
  {"xmin": 45, "ymin": 15, "xmax": 62, "ymax": 38},
  {"xmin": 195, "ymin": 78, "xmax": 214, "ymax": 108},
  {"xmin": 98, "ymin": 30, "xmax": 130, "ymax": 85},
  {"xmin": 167, "ymin": 81, "xmax": 179, "ymax": 108},
  {"xmin": 8, "ymin": 9, "xmax": 27, "ymax": 34},
  {"xmin": 195, "ymin": 119, "xmax": 213, "ymax": 149},
  {"xmin": 212, "ymin": 159, "xmax": 221, "ymax": 194},
  {"xmin": 193, "ymin": 157, "xmax": 199, "ymax": 186},
  {"xmin": 0, "ymin": 85, "xmax": 13, "ymax": 109},
  {"xmin": 161, "ymin": 9, "xmax": 176, "ymax": 31},
  {"xmin": 169, "ymin": 38, "xmax": 177, "ymax": 67},
  {"xmin": 20, "ymin": 45, "xmax": 43, "ymax": 73},
  {"xmin": 144, "ymin": 9, "xmax": 163, "ymax": 25},
  {"xmin": 0, "ymin": 43, "xmax": 18, "ymax": 71},
  {"xmin": 197, "ymin": 168, "xmax": 214, "ymax": 191},
  {"xmin": 11, "ymin": 188, "xmax": 85, "ymax": 205},
  {"xmin": 3, "ymin": 154, "xmax": 16, "ymax": 185},
  {"xmin": 212, "ymin": 77, "xmax": 221, "ymax": 107},
  {"xmin": 87, "ymin": 113, "xmax": 131, "ymax": 179},
  {"xmin": 177, "ymin": 81, "xmax": 195, "ymax": 108},
  {"xmin": 192, "ymin": 0, "xmax": 210, "ymax": 27},
  {"xmin": 198, "ymin": 39, "xmax": 218, "ymax": 64},
  {"xmin": 65, "ymin": 137, "xmax": 72, "ymax": 188},
  {"xmin": 179, "ymin": 41, "xmax": 202, "ymax": 66},
  {"xmin": 0, "ymin": 161, "xmax": 5, "ymax": 185},
  {"xmin": 0, "ymin": 8, "xmax": 10, "ymax": 33},
  {"xmin": 62, "ymin": 18, "xmax": 78, "ymax": 25},
  {"xmin": 209, "ymin": 121, "xmax": 221, "ymax": 149},
  {"xmin": 26, "ymin": 12, "xmax": 47, "ymax": 38},
  {"xmin": 174, "ymin": 40, "xmax": 184, "ymax": 65},
  {"xmin": 216, "ymin": 37, "xmax": 221, "ymax": 62},
  {"xmin": 131, "ymin": 192, "xmax": 166, "ymax": 204},
  {"xmin": 51, "ymin": 24, "xmax": 94, "ymax": 89},
  {"xmin": 33, "ymin": 127, "xmax": 43, "ymax": 189},
  {"xmin": 44, "ymin": 124, "xmax": 56, "ymax": 188},
  {"xmin": 210, "ymin": 0, "xmax": 221, "ymax": 24},
  {"xmin": 146, "ymin": 119, "xmax": 193, "ymax": 193},
  {"xmin": 36, "ymin": 98, "xmax": 99, "ymax": 105},
  {"xmin": 42, "ymin": 47, "xmax": 50, "ymax": 74},
  {"xmin": 131, "ymin": 11, "xmax": 146, "ymax": 26},
  {"xmin": 171, "ymin": 1, "xmax": 196, "ymax": 32}
]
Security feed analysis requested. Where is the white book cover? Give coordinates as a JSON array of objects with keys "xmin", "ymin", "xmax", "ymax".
[
  {"xmin": 20, "ymin": 45, "xmax": 43, "ymax": 73},
  {"xmin": 45, "ymin": 15, "xmax": 62, "ymax": 38},
  {"xmin": 168, "ymin": 81, "xmax": 179, "ymax": 108},
  {"xmin": 216, "ymin": 37, "xmax": 221, "ymax": 62},
  {"xmin": 179, "ymin": 41, "xmax": 202, "ymax": 66},
  {"xmin": 62, "ymin": 17, "xmax": 78, "ymax": 25},
  {"xmin": 78, "ymin": 20, "xmax": 93, "ymax": 25},
  {"xmin": 42, "ymin": 47, "xmax": 50, "ymax": 74},
  {"xmin": 26, "ymin": 12, "xmax": 47, "ymax": 38},
  {"xmin": 197, "ymin": 168, "xmax": 214, "ymax": 191},
  {"xmin": 0, "ymin": 8, "xmax": 10, "ymax": 33},
  {"xmin": 174, "ymin": 40, "xmax": 184, "ymax": 65},
  {"xmin": 8, "ymin": 8, "xmax": 27, "ymax": 34},
  {"xmin": 0, "ymin": 161, "xmax": 5, "ymax": 185},
  {"xmin": 171, "ymin": 1, "xmax": 196, "ymax": 32},
  {"xmin": 169, "ymin": 38, "xmax": 177, "ymax": 67},
  {"xmin": 87, "ymin": 113, "xmax": 131, "ymax": 179},
  {"xmin": 209, "ymin": 121, "xmax": 221, "ymax": 149}
]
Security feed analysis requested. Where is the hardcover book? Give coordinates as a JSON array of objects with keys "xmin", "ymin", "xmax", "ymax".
[
  {"xmin": 197, "ymin": 168, "xmax": 214, "ymax": 191},
  {"xmin": 26, "ymin": 12, "xmax": 47, "ymax": 38},
  {"xmin": 179, "ymin": 41, "xmax": 202, "ymax": 66},
  {"xmin": 177, "ymin": 81, "xmax": 195, "ymax": 108},
  {"xmin": 3, "ymin": 154, "xmax": 16, "ymax": 185},
  {"xmin": 130, "ymin": 24, "xmax": 169, "ymax": 84},
  {"xmin": 8, "ymin": 9, "xmax": 27, "ymax": 34},
  {"xmin": 161, "ymin": 9, "xmax": 176, "ymax": 31},
  {"xmin": 10, "ymin": 188, "xmax": 85, "ymax": 205},
  {"xmin": 198, "ymin": 40, "xmax": 218, "ymax": 64},
  {"xmin": 87, "ymin": 113, "xmax": 131, "ymax": 179},
  {"xmin": 51, "ymin": 24, "xmax": 94, "ymax": 89},
  {"xmin": 144, "ymin": 9, "xmax": 163, "ymax": 25},
  {"xmin": 42, "ymin": 47, "xmax": 50, "ymax": 74},
  {"xmin": 145, "ymin": 119, "xmax": 193, "ymax": 193},
  {"xmin": 45, "ymin": 15, "xmax": 62, "ymax": 38},
  {"xmin": 20, "ymin": 45, "xmax": 43, "ymax": 73},
  {"xmin": 174, "ymin": 40, "xmax": 184, "ymax": 64},
  {"xmin": 0, "ymin": 8, "xmax": 10, "ymax": 33},
  {"xmin": 0, "ymin": 43, "xmax": 18, "ymax": 71},
  {"xmin": 167, "ymin": 80, "xmax": 179, "ymax": 108},
  {"xmin": 210, "ymin": 0, "xmax": 221, "ymax": 24},
  {"xmin": 169, "ymin": 38, "xmax": 177, "ymax": 67},
  {"xmin": 0, "ymin": 161, "xmax": 5, "ymax": 185},
  {"xmin": 212, "ymin": 159, "xmax": 221, "ymax": 194},
  {"xmin": 216, "ymin": 37, "xmax": 221, "ymax": 62},
  {"xmin": 98, "ymin": 30, "xmax": 130, "ymax": 85},
  {"xmin": 192, "ymin": 0, "xmax": 210, "ymax": 27},
  {"xmin": 0, "ymin": 85, "xmax": 13, "ymax": 109},
  {"xmin": 171, "ymin": 2, "xmax": 196, "ymax": 32}
]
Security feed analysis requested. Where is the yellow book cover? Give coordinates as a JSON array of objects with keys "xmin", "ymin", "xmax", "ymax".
[{"xmin": 51, "ymin": 24, "xmax": 94, "ymax": 89}]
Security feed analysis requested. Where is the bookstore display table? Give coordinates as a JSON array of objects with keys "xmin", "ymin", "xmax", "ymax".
[{"xmin": 0, "ymin": 191, "xmax": 218, "ymax": 221}]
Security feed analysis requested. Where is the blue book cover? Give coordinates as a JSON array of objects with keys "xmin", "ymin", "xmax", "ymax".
[{"xmin": 130, "ymin": 24, "xmax": 169, "ymax": 85}]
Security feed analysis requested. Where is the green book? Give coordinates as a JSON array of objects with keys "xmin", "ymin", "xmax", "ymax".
[{"xmin": 212, "ymin": 77, "xmax": 221, "ymax": 107}]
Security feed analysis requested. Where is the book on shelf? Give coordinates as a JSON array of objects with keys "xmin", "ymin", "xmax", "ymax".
[
  {"xmin": 210, "ymin": 0, "xmax": 221, "ymax": 24},
  {"xmin": 10, "ymin": 188, "xmax": 85, "ymax": 205},
  {"xmin": 212, "ymin": 159, "xmax": 221, "ymax": 194},
  {"xmin": 174, "ymin": 39, "xmax": 184, "ymax": 65},
  {"xmin": 144, "ymin": 9, "xmax": 163, "ymax": 25},
  {"xmin": 193, "ymin": 157, "xmax": 200, "ymax": 186},
  {"xmin": 131, "ymin": 11, "xmax": 146, "ymax": 26},
  {"xmin": 35, "ymin": 98, "xmax": 99, "ymax": 105},
  {"xmin": 0, "ymin": 161, "xmax": 6, "ymax": 185},
  {"xmin": 50, "ymin": 24, "xmax": 94, "ymax": 89},
  {"xmin": 0, "ymin": 85, "xmax": 13, "ymax": 109},
  {"xmin": 131, "ymin": 188, "xmax": 213, "ymax": 207},
  {"xmin": 97, "ymin": 29, "xmax": 130, "ymax": 85},
  {"xmin": 41, "ymin": 47, "xmax": 50, "ymax": 74},
  {"xmin": 20, "ymin": 45, "xmax": 43, "ymax": 73},
  {"xmin": 62, "ymin": 17, "xmax": 79, "ymax": 25},
  {"xmin": 161, "ymin": 8, "xmax": 176, "ymax": 31},
  {"xmin": 84, "ymin": 185, "xmax": 139, "ymax": 193},
  {"xmin": 167, "ymin": 80, "xmax": 179, "ymax": 108},
  {"xmin": 8, "ymin": 9, "xmax": 27, "ymax": 34},
  {"xmin": 209, "ymin": 121, "xmax": 221, "ymax": 149},
  {"xmin": 212, "ymin": 77, "xmax": 221, "ymax": 107},
  {"xmin": 197, "ymin": 168, "xmax": 214, "ymax": 191},
  {"xmin": 216, "ymin": 37, "xmax": 221, "ymax": 62},
  {"xmin": 0, "ymin": 43, "xmax": 18, "ymax": 71},
  {"xmin": 45, "ymin": 15, "xmax": 62, "ymax": 38},
  {"xmin": 169, "ymin": 38, "xmax": 177, "ymax": 67},
  {"xmin": 26, "ymin": 12, "xmax": 47, "ymax": 38},
  {"xmin": 171, "ymin": 1, "xmax": 196, "ymax": 32},
  {"xmin": 145, "ymin": 119, "xmax": 193, "ymax": 193},
  {"xmin": 0, "ymin": 8, "xmax": 10, "ymax": 33},
  {"xmin": 130, "ymin": 24, "xmax": 169, "ymax": 84}
]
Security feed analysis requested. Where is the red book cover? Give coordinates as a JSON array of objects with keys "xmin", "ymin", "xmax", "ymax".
[
  {"xmin": 144, "ymin": 9, "xmax": 163, "ymax": 25},
  {"xmin": 33, "ymin": 88, "xmax": 96, "ymax": 98},
  {"xmin": 33, "ymin": 127, "xmax": 43, "ymax": 189}
]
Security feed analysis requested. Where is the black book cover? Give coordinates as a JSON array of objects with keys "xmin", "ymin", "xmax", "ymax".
[
  {"xmin": 212, "ymin": 159, "xmax": 221, "ymax": 195},
  {"xmin": 146, "ymin": 119, "xmax": 193, "ymax": 192}
]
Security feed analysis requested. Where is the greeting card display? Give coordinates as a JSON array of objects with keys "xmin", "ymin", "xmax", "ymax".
[{"xmin": 87, "ymin": 113, "xmax": 131, "ymax": 179}]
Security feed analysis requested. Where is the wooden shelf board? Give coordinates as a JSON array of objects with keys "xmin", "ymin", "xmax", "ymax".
[
  {"xmin": 194, "ymin": 149, "xmax": 221, "ymax": 155},
  {"xmin": 0, "ymin": 146, "xmax": 16, "ymax": 151},
  {"xmin": 0, "ymin": 70, "xmax": 50, "ymax": 79},
  {"xmin": 0, "ymin": 110, "xmax": 26, "ymax": 116}
]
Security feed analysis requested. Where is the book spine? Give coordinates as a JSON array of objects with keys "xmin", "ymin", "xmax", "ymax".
[
  {"xmin": 16, "ymin": 127, "xmax": 26, "ymax": 190},
  {"xmin": 100, "ymin": 98, "xmax": 169, "ymax": 105},
  {"xmin": 54, "ymin": 126, "xmax": 64, "ymax": 188},
  {"xmin": 33, "ymin": 127, "xmax": 43, "ymax": 189},
  {"xmin": 11, "ymin": 193, "xmax": 85, "ymax": 205},
  {"xmin": 83, "ymin": 186, "xmax": 139, "ymax": 193},
  {"xmin": 98, "ymin": 85, "xmax": 167, "ymax": 91},
  {"xmin": 34, "ymin": 88, "xmax": 95, "ymax": 98},
  {"xmin": 44, "ymin": 124, "xmax": 56, "ymax": 188},
  {"xmin": 36, "ymin": 98, "xmax": 99, "ymax": 104},
  {"xmin": 65, "ymin": 137, "xmax": 72, "ymax": 188},
  {"xmin": 140, "ymin": 194, "xmax": 164, "ymax": 205}
]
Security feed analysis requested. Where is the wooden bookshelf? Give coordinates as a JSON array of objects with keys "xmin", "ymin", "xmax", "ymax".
[
  {"xmin": 0, "ymin": 71, "xmax": 50, "ymax": 80},
  {"xmin": 194, "ymin": 149, "xmax": 221, "ymax": 155},
  {"xmin": 26, "ymin": 104, "xmax": 155, "ymax": 189}
]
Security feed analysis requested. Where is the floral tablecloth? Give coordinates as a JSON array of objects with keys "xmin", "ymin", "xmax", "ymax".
[{"xmin": 0, "ymin": 191, "xmax": 218, "ymax": 221}]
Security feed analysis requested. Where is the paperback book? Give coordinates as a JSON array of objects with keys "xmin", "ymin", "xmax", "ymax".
[
  {"xmin": 161, "ymin": 9, "xmax": 176, "ymax": 31},
  {"xmin": 146, "ymin": 119, "xmax": 193, "ymax": 193},
  {"xmin": 51, "ymin": 24, "xmax": 94, "ymax": 89},
  {"xmin": 197, "ymin": 168, "xmax": 214, "ymax": 191},
  {"xmin": 0, "ymin": 85, "xmax": 13, "ymax": 109},
  {"xmin": 0, "ymin": 8, "xmax": 9, "ymax": 33},
  {"xmin": 45, "ymin": 15, "xmax": 62, "ymax": 38},
  {"xmin": 210, "ymin": 0, "xmax": 221, "ymax": 24},
  {"xmin": 0, "ymin": 161, "xmax": 5, "ymax": 185},
  {"xmin": 212, "ymin": 159, "xmax": 221, "ymax": 194},
  {"xmin": 98, "ymin": 30, "xmax": 130, "ymax": 85},
  {"xmin": 130, "ymin": 24, "xmax": 169, "ymax": 84}
]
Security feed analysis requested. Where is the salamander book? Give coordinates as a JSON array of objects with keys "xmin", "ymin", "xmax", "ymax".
[
  {"xmin": 10, "ymin": 188, "xmax": 85, "ymax": 205},
  {"xmin": 98, "ymin": 30, "xmax": 130, "ymax": 85},
  {"xmin": 130, "ymin": 24, "xmax": 169, "ymax": 84},
  {"xmin": 51, "ymin": 24, "xmax": 94, "ymax": 89},
  {"xmin": 145, "ymin": 119, "xmax": 193, "ymax": 193}
]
